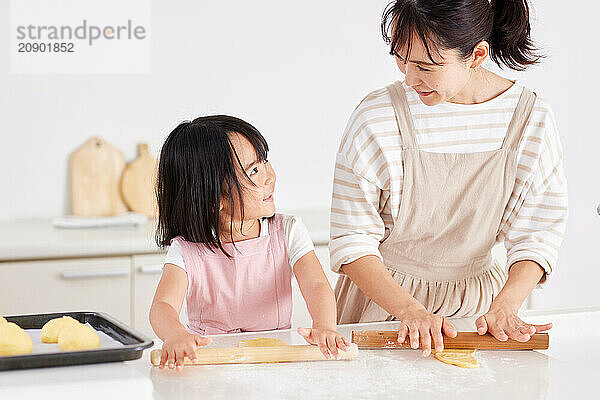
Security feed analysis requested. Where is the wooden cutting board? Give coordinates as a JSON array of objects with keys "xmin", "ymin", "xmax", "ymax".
[
  {"xmin": 70, "ymin": 137, "xmax": 128, "ymax": 217},
  {"xmin": 120, "ymin": 143, "xmax": 158, "ymax": 218}
]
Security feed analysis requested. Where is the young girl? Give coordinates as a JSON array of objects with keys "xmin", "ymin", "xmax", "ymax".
[{"xmin": 149, "ymin": 115, "xmax": 350, "ymax": 370}]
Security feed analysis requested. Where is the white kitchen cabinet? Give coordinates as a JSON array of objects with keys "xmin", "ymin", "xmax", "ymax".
[
  {"xmin": 0, "ymin": 257, "xmax": 131, "ymax": 324},
  {"xmin": 132, "ymin": 254, "xmax": 163, "ymax": 339}
]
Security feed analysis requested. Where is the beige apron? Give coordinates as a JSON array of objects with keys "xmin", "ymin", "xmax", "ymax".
[{"xmin": 335, "ymin": 81, "xmax": 537, "ymax": 323}]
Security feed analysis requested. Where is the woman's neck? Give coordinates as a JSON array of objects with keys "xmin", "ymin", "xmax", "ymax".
[
  {"xmin": 448, "ymin": 68, "xmax": 514, "ymax": 105},
  {"xmin": 220, "ymin": 218, "xmax": 261, "ymax": 243}
]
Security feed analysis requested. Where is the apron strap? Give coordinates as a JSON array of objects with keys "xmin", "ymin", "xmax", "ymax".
[
  {"xmin": 387, "ymin": 81, "xmax": 418, "ymax": 149},
  {"xmin": 266, "ymin": 214, "xmax": 292, "ymax": 330},
  {"xmin": 502, "ymin": 87, "xmax": 537, "ymax": 150}
]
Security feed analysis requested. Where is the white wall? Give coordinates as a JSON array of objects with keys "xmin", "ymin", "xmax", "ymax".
[
  {"xmin": 0, "ymin": 0, "xmax": 395, "ymax": 219},
  {"xmin": 499, "ymin": 1, "xmax": 600, "ymax": 309},
  {"xmin": 1, "ymin": 1, "xmax": 598, "ymax": 308}
]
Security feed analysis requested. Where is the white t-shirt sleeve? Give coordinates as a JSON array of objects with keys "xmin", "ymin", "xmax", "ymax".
[
  {"xmin": 164, "ymin": 239, "xmax": 186, "ymax": 271},
  {"xmin": 282, "ymin": 214, "xmax": 315, "ymax": 267}
]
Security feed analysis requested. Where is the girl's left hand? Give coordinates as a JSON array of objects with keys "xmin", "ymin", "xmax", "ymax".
[
  {"xmin": 475, "ymin": 300, "xmax": 552, "ymax": 342},
  {"xmin": 297, "ymin": 327, "xmax": 351, "ymax": 359}
]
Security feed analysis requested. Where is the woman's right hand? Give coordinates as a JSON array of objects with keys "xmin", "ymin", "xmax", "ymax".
[
  {"xmin": 159, "ymin": 330, "xmax": 212, "ymax": 370},
  {"xmin": 396, "ymin": 303, "xmax": 457, "ymax": 357}
]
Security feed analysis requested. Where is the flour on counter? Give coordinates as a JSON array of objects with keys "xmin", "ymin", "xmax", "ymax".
[{"xmin": 150, "ymin": 350, "xmax": 497, "ymax": 400}]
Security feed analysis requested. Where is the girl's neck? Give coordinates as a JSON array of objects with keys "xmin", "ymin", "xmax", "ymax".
[{"xmin": 220, "ymin": 218, "xmax": 261, "ymax": 243}]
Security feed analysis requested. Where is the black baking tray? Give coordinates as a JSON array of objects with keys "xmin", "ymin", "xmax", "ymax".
[{"xmin": 0, "ymin": 311, "xmax": 153, "ymax": 371}]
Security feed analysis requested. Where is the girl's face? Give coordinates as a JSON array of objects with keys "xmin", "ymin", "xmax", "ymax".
[
  {"xmin": 221, "ymin": 132, "xmax": 276, "ymax": 226},
  {"xmin": 394, "ymin": 37, "xmax": 481, "ymax": 106}
]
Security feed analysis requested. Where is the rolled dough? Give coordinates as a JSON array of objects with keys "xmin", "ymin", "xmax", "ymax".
[
  {"xmin": 433, "ymin": 349, "xmax": 479, "ymax": 368},
  {"xmin": 238, "ymin": 337, "xmax": 289, "ymax": 347}
]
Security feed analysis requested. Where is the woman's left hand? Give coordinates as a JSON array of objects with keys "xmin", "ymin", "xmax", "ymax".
[
  {"xmin": 475, "ymin": 300, "xmax": 552, "ymax": 342},
  {"xmin": 297, "ymin": 327, "xmax": 351, "ymax": 359}
]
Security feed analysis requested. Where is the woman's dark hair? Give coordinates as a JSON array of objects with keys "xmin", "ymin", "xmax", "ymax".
[
  {"xmin": 381, "ymin": 0, "xmax": 542, "ymax": 71},
  {"xmin": 155, "ymin": 115, "xmax": 269, "ymax": 254}
]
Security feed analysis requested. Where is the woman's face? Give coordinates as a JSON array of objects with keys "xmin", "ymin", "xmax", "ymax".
[
  {"xmin": 395, "ymin": 38, "xmax": 475, "ymax": 106},
  {"xmin": 221, "ymin": 132, "xmax": 276, "ymax": 226}
]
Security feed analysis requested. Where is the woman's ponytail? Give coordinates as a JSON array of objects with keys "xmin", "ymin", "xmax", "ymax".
[
  {"xmin": 381, "ymin": 0, "xmax": 543, "ymax": 71},
  {"xmin": 488, "ymin": 0, "xmax": 543, "ymax": 70}
]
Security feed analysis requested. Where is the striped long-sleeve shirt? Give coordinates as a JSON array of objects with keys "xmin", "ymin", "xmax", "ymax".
[{"xmin": 329, "ymin": 81, "xmax": 568, "ymax": 287}]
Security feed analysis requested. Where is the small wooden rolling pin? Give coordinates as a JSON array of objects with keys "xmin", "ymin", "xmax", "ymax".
[
  {"xmin": 352, "ymin": 331, "xmax": 549, "ymax": 350},
  {"xmin": 150, "ymin": 343, "xmax": 359, "ymax": 366}
]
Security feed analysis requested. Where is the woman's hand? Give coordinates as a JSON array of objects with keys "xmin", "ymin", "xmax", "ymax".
[
  {"xmin": 159, "ymin": 330, "xmax": 211, "ymax": 370},
  {"xmin": 397, "ymin": 304, "xmax": 457, "ymax": 357},
  {"xmin": 297, "ymin": 327, "xmax": 351, "ymax": 359},
  {"xmin": 475, "ymin": 300, "xmax": 552, "ymax": 342}
]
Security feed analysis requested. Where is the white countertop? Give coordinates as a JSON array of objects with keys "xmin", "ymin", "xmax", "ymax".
[
  {"xmin": 1, "ymin": 307, "xmax": 598, "ymax": 400},
  {"xmin": 0, "ymin": 209, "xmax": 330, "ymax": 262}
]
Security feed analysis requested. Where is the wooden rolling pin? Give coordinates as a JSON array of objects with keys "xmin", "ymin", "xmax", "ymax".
[
  {"xmin": 150, "ymin": 343, "xmax": 359, "ymax": 366},
  {"xmin": 352, "ymin": 331, "xmax": 549, "ymax": 350}
]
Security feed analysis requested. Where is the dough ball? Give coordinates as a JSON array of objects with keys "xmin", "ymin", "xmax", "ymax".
[
  {"xmin": 58, "ymin": 323, "xmax": 100, "ymax": 351},
  {"xmin": 0, "ymin": 322, "xmax": 33, "ymax": 356},
  {"xmin": 41, "ymin": 316, "xmax": 79, "ymax": 343},
  {"xmin": 0, "ymin": 316, "xmax": 7, "ymax": 325},
  {"xmin": 433, "ymin": 349, "xmax": 479, "ymax": 368}
]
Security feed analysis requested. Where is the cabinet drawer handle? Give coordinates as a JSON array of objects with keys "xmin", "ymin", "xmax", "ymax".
[
  {"xmin": 139, "ymin": 264, "xmax": 163, "ymax": 274},
  {"xmin": 61, "ymin": 267, "xmax": 129, "ymax": 280}
]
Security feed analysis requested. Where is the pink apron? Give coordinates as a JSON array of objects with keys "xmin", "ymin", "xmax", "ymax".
[{"xmin": 175, "ymin": 214, "xmax": 292, "ymax": 334}]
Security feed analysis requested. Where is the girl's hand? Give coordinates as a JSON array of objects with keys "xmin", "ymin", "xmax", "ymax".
[
  {"xmin": 159, "ymin": 330, "xmax": 211, "ymax": 370},
  {"xmin": 475, "ymin": 300, "xmax": 552, "ymax": 342},
  {"xmin": 396, "ymin": 304, "xmax": 457, "ymax": 357},
  {"xmin": 297, "ymin": 327, "xmax": 351, "ymax": 360}
]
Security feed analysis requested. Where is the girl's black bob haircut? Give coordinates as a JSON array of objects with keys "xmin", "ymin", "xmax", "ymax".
[
  {"xmin": 381, "ymin": 0, "xmax": 543, "ymax": 71},
  {"xmin": 155, "ymin": 115, "xmax": 269, "ymax": 254}
]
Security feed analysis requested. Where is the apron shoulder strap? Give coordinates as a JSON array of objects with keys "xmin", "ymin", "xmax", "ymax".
[
  {"xmin": 386, "ymin": 81, "xmax": 418, "ymax": 149},
  {"xmin": 502, "ymin": 87, "xmax": 537, "ymax": 150},
  {"xmin": 267, "ymin": 214, "xmax": 284, "ymax": 234},
  {"xmin": 267, "ymin": 213, "xmax": 290, "ymax": 265}
]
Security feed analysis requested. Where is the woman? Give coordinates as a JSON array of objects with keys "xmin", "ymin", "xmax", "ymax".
[{"xmin": 330, "ymin": 0, "xmax": 567, "ymax": 357}]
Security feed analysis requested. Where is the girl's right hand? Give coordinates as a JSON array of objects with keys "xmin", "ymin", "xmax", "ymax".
[
  {"xmin": 159, "ymin": 330, "xmax": 211, "ymax": 370},
  {"xmin": 297, "ymin": 327, "xmax": 352, "ymax": 360},
  {"xmin": 396, "ymin": 304, "xmax": 457, "ymax": 357}
]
